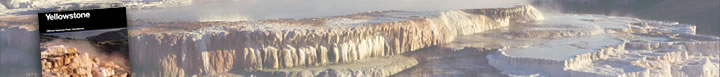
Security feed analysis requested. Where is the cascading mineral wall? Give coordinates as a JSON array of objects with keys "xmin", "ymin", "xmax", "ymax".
[
  {"xmin": 684, "ymin": 41, "xmax": 720, "ymax": 56},
  {"xmin": 0, "ymin": 20, "xmax": 40, "ymax": 77},
  {"xmin": 0, "ymin": 27, "xmax": 37, "ymax": 54},
  {"xmin": 129, "ymin": 5, "xmax": 544, "ymax": 74}
]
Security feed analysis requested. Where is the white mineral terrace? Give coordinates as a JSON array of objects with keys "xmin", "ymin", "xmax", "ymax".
[
  {"xmin": 481, "ymin": 15, "xmax": 719, "ymax": 77},
  {"xmin": 128, "ymin": 5, "xmax": 544, "ymax": 73}
]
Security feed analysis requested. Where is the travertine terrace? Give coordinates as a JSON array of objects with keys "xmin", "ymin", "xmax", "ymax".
[{"xmin": 126, "ymin": 5, "xmax": 545, "ymax": 76}]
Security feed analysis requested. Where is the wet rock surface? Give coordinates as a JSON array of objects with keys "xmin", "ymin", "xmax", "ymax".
[{"xmin": 392, "ymin": 47, "xmax": 507, "ymax": 77}]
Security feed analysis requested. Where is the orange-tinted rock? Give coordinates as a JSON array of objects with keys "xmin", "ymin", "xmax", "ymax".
[{"xmin": 40, "ymin": 45, "xmax": 129, "ymax": 77}]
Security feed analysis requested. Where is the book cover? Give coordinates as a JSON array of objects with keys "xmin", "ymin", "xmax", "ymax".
[{"xmin": 37, "ymin": 7, "xmax": 130, "ymax": 77}]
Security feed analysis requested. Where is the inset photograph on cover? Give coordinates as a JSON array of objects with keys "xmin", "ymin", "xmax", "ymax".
[{"xmin": 37, "ymin": 7, "xmax": 130, "ymax": 77}]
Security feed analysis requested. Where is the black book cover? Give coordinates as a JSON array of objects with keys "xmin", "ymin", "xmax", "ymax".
[{"xmin": 37, "ymin": 7, "xmax": 130, "ymax": 77}]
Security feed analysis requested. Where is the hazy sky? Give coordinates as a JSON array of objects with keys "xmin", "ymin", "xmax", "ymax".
[{"xmin": 131, "ymin": 0, "xmax": 530, "ymax": 21}]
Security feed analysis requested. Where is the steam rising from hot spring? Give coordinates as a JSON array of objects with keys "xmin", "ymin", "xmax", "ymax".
[{"xmin": 42, "ymin": 39, "xmax": 129, "ymax": 67}]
